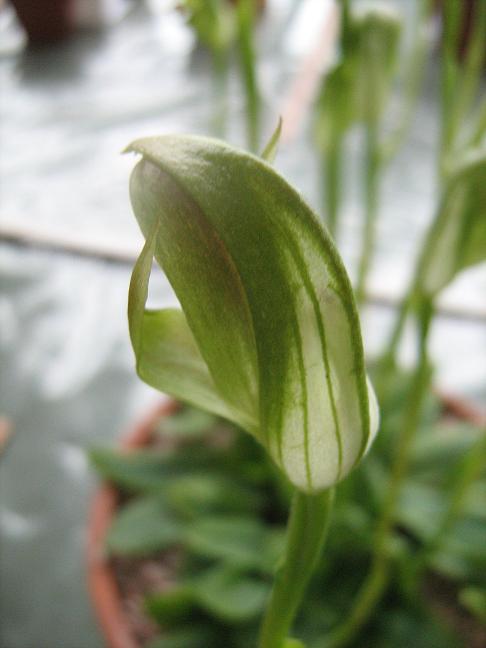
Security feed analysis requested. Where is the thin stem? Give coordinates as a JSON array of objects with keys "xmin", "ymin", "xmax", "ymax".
[
  {"xmin": 326, "ymin": 297, "xmax": 433, "ymax": 648},
  {"xmin": 439, "ymin": 0, "xmax": 462, "ymax": 173},
  {"xmin": 381, "ymin": 0, "xmax": 433, "ymax": 164},
  {"xmin": 211, "ymin": 49, "xmax": 229, "ymax": 138},
  {"xmin": 259, "ymin": 489, "xmax": 335, "ymax": 648},
  {"xmin": 376, "ymin": 182, "xmax": 440, "ymax": 387},
  {"xmin": 444, "ymin": 1, "xmax": 486, "ymax": 156},
  {"xmin": 323, "ymin": 139, "xmax": 343, "ymax": 239},
  {"xmin": 374, "ymin": 285, "xmax": 417, "ymax": 402},
  {"xmin": 468, "ymin": 99, "xmax": 486, "ymax": 149},
  {"xmin": 356, "ymin": 122, "xmax": 380, "ymax": 305},
  {"xmin": 236, "ymin": 0, "xmax": 260, "ymax": 152},
  {"xmin": 339, "ymin": 0, "xmax": 352, "ymax": 49},
  {"xmin": 356, "ymin": 0, "xmax": 434, "ymax": 305}
]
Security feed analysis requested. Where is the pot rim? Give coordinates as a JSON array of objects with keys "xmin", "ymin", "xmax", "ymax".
[{"xmin": 86, "ymin": 398, "xmax": 178, "ymax": 648}]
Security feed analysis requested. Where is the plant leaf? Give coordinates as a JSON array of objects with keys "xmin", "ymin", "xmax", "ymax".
[
  {"xmin": 185, "ymin": 514, "xmax": 284, "ymax": 572},
  {"xmin": 146, "ymin": 587, "xmax": 197, "ymax": 628},
  {"xmin": 166, "ymin": 473, "xmax": 263, "ymax": 518},
  {"xmin": 146, "ymin": 627, "xmax": 216, "ymax": 648},
  {"xmin": 106, "ymin": 496, "xmax": 182, "ymax": 556},
  {"xmin": 159, "ymin": 406, "xmax": 217, "ymax": 439},
  {"xmin": 127, "ymin": 135, "xmax": 378, "ymax": 493},
  {"xmin": 89, "ymin": 445, "xmax": 230, "ymax": 493},
  {"xmin": 89, "ymin": 447, "xmax": 175, "ymax": 493},
  {"xmin": 190, "ymin": 565, "xmax": 269, "ymax": 623},
  {"xmin": 459, "ymin": 587, "xmax": 486, "ymax": 623}
]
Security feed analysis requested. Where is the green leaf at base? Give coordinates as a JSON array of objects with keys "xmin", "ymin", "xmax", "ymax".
[{"xmin": 106, "ymin": 496, "xmax": 182, "ymax": 556}]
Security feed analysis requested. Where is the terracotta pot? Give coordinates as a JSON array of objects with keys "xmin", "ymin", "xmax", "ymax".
[
  {"xmin": 87, "ymin": 394, "xmax": 485, "ymax": 648},
  {"xmin": 87, "ymin": 399, "xmax": 178, "ymax": 648},
  {"xmin": 10, "ymin": 0, "xmax": 75, "ymax": 45}
]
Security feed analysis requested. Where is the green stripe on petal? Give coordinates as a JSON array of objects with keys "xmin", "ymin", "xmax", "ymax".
[{"xmin": 127, "ymin": 135, "xmax": 378, "ymax": 493}]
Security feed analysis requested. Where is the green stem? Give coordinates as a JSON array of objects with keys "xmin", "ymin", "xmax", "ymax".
[
  {"xmin": 259, "ymin": 489, "xmax": 335, "ymax": 648},
  {"xmin": 326, "ymin": 297, "xmax": 433, "ymax": 648},
  {"xmin": 339, "ymin": 0, "xmax": 352, "ymax": 49},
  {"xmin": 468, "ymin": 99, "xmax": 486, "ymax": 148},
  {"xmin": 211, "ymin": 48, "xmax": 229, "ymax": 139},
  {"xmin": 324, "ymin": 139, "xmax": 343, "ymax": 239},
  {"xmin": 375, "ymin": 285, "xmax": 417, "ymax": 403},
  {"xmin": 377, "ymin": 185, "xmax": 440, "ymax": 387},
  {"xmin": 444, "ymin": 1, "xmax": 486, "ymax": 157},
  {"xmin": 439, "ymin": 0, "xmax": 463, "ymax": 174},
  {"xmin": 381, "ymin": 0, "xmax": 433, "ymax": 164},
  {"xmin": 237, "ymin": 0, "xmax": 260, "ymax": 152},
  {"xmin": 356, "ymin": 122, "xmax": 380, "ymax": 305}
]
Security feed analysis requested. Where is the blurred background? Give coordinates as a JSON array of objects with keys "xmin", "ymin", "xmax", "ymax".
[{"xmin": 0, "ymin": 1, "xmax": 485, "ymax": 647}]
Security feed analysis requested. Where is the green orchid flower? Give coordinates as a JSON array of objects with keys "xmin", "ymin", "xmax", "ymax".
[{"xmin": 126, "ymin": 135, "xmax": 378, "ymax": 495}]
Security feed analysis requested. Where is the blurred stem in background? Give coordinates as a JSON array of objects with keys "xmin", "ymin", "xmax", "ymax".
[
  {"xmin": 355, "ymin": 0, "xmax": 433, "ymax": 305},
  {"xmin": 440, "ymin": 0, "xmax": 486, "ymax": 176},
  {"xmin": 323, "ymin": 139, "xmax": 343, "ymax": 239},
  {"xmin": 319, "ymin": 0, "xmax": 351, "ymax": 240},
  {"xmin": 354, "ymin": 5, "xmax": 387, "ymax": 306},
  {"xmin": 325, "ymin": 1, "xmax": 486, "ymax": 644},
  {"xmin": 354, "ymin": 135, "xmax": 378, "ymax": 305},
  {"xmin": 183, "ymin": 0, "xmax": 261, "ymax": 149},
  {"xmin": 380, "ymin": 0, "xmax": 434, "ymax": 164},
  {"xmin": 211, "ymin": 46, "xmax": 230, "ymax": 138},
  {"xmin": 316, "ymin": 0, "xmax": 432, "ymax": 302},
  {"xmin": 380, "ymin": 0, "xmax": 486, "ymax": 378},
  {"xmin": 183, "ymin": 0, "xmax": 234, "ymax": 136},
  {"xmin": 325, "ymin": 297, "xmax": 434, "ymax": 648},
  {"xmin": 236, "ymin": 0, "xmax": 260, "ymax": 152}
]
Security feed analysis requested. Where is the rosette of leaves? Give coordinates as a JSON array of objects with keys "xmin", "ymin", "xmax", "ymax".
[{"xmin": 126, "ymin": 134, "xmax": 378, "ymax": 495}]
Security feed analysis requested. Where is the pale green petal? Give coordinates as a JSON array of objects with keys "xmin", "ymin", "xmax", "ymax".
[
  {"xmin": 127, "ymin": 135, "xmax": 378, "ymax": 493},
  {"xmin": 128, "ymin": 229, "xmax": 256, "ymax": 430}
]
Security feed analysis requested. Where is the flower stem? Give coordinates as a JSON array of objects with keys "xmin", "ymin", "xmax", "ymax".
[
  {"xmin": 380, "ymin": 0, "xmax": 433, "ymax": 165},
  {"xmin": 441, "ymin": 0, "xmax": 486, "ymax": 170},
  {"xmin": 236, "ymin": 0, "xmax": 260, "ymax": 152},
  {"xmin": 258, "ymin": 488, "xmax": 335, "ymax": 648},
  {"xmin": 323, "ymin": 139, "xmax": 343, "ymax": 240},
  {"xmin": 211, "ymin": 49, "xmax": 229, "ymax": 138},
  {"xmin": 356, "ymin": 122, "xmax": 380, "ymax": 305},
  {"xmin": 325, "ymin": 297, "xmax": 433, "ymax": 648}
]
